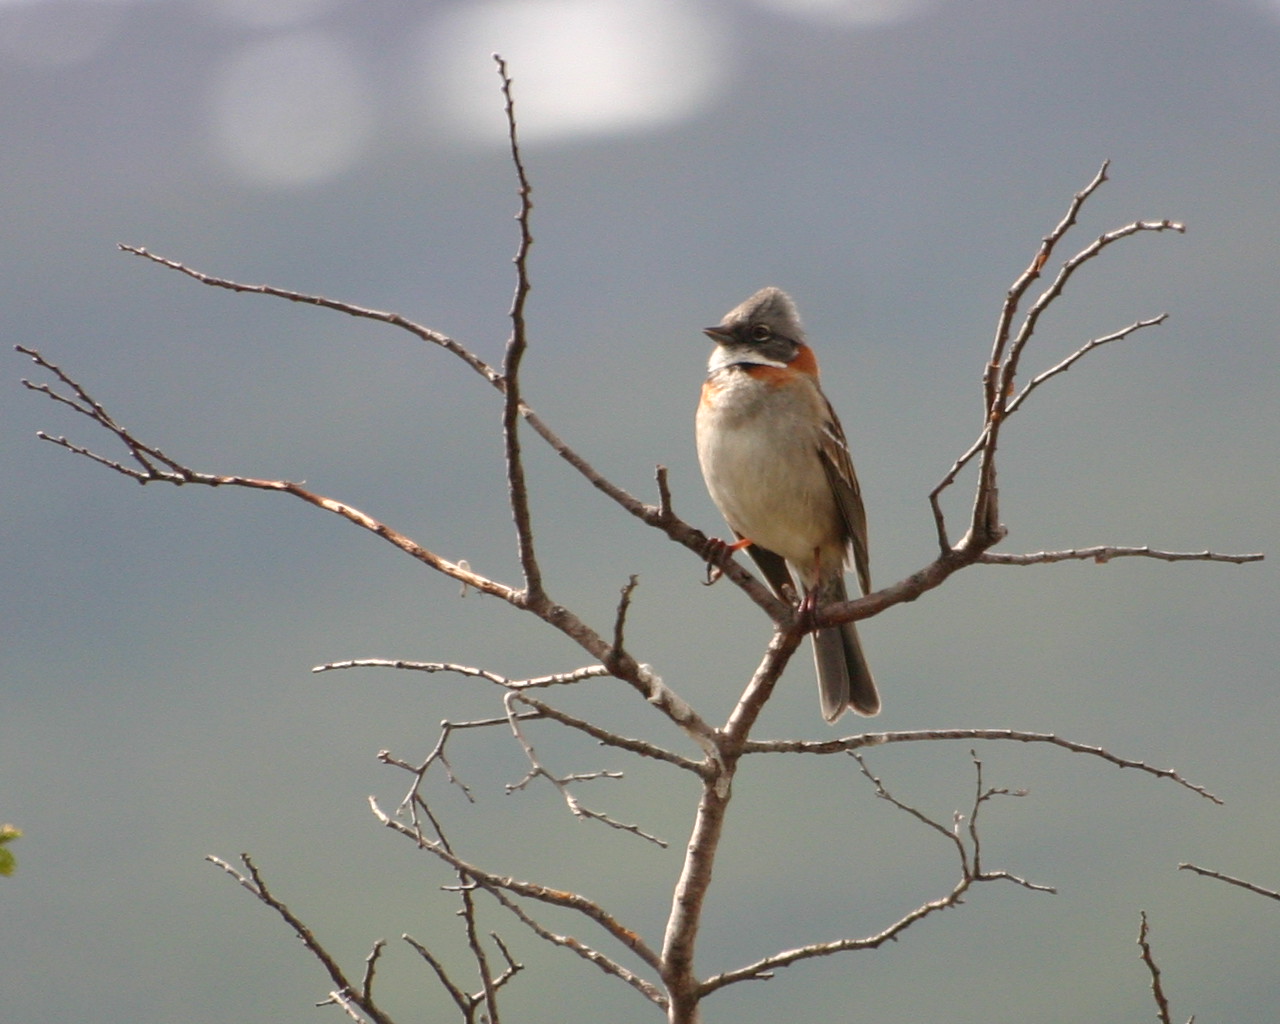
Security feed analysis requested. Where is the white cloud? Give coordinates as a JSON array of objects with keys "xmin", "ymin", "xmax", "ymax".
[
  {"xmin": 207, "ymin": 29, "xmax": 373, "ymax": 186},
  {"xmin": 749, "ymin": 0, "xmax": 937, "ymax": 27},
  {"xmin": 409, "ymin": 0, "xmax": 726, "ymax": 146}
]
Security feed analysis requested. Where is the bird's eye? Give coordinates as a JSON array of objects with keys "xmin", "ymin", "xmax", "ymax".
[{"xmin": 750, "ymin": 324, "xmax": 772, "ymax": 342}]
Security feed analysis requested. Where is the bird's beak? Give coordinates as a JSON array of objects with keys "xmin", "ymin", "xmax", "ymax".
[{"xmin": 703, "ymin": 325, "xmax": 733, "ymax": 343}]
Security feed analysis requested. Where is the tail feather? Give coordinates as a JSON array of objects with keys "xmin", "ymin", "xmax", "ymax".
[{"xmin": 811, "ymin": 577, "xmax": 879, "ymax": 722}]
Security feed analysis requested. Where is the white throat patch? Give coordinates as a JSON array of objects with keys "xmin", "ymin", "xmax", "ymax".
[{"xmin": 707, "ymin": 346, "xmax": 788, "ymax": 373}]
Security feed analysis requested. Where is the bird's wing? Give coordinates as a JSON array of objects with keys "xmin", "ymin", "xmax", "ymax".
[{"xmin": 816, "ymin": 400, "xmax": 871, "ymax": 595}]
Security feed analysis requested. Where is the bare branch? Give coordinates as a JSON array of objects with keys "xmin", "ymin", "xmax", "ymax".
[
  {"xmin": 998, "ymin": 220, "xmax": 1185, "ymax": 412},
  {"xmin": 1137, "ymin": 912, "xmax": 1193, "ymax": 1024},
  {"xmin": 988, "ymin": 161, "xmax": 1112, "ymax": 408},
  {"xmin": 463, "ymin": 880, "xmax": 502, "ymax": 1024},
  {"xmin": 1004, "ymin": 314, "xmax": 1167, "ymax": 414},
  {"xmin": 1178, "ymin": 863, "xmax": 1280, "ymax": 901},
  {"xmin": 417, "ymin": 806, "xmax": 527, "ymax": 1023},
  {"xmin": 206, "ymin": 854, "xmax": 395, "ymax": 1024},
  {"xmin": 980, "ymin": 546, "xmax": 1264, "ymax": 566},
  {"xmin": 401, "ymin": 929, "xmax": 523, "ymax": 1024},
  {"xmin": 494, "ymin": 53, "xmax": 543, "ymax": 601},
  {"xmin": 700, "ymin": 753, "xmax": 1051, "ymax": 996},
  {"xmin": 511, "ymin": 692, "xmax": 704, "ymax": 775},
  {"xmin": 964, "ymin": 750, "xmax": 1052, "ymax": 892},
  {"xmin": 402, "ymin": 934, "xmax": 482, "ymax": 1022},
  {"xmin": 609, "ymin": 575, "xmax": 640, "ymax": 670},
  {"xmin": 312, "ymin": 658, "xmax": 613, "ymax": 690},
  {"xmin": 369, "ymin": 796, "xmax": 664, "ymax": 975},
  {"xmin": 379, "ymin": 793, "xmax": 667, "ymax": 1008},
  {"xmin": 358, "ymin": 941, "xmax": 386, "ymax": 1006},
  {"xmin": 116, "ymin": 246, "xmax": 502, "ymax": 385},
  {"xmin": 478, "ymin": 881, "xmax": 668, "ymax": 1008},
  {"xmin": 927, "ymin": 161, "xmax": 1189, "ymax": 560},
  {"xmin": 655, "ymin": 465, "xmax": 675, "ymax": 521},
  {"xmin": 740, "ymin": 728, "xmax": 1222, "ymax": 804},
  {"xmin": 380, "ymin": 713, "xmax": 541, "ymax": 810},
  {"xmin": 502, "ymin": 692, "xmax": 668, "ymax": 846}
]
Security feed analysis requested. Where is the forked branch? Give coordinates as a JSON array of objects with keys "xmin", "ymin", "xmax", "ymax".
[{"xmin": 699, "ymin": 752, "xmax": 1051, "ymax": 996}]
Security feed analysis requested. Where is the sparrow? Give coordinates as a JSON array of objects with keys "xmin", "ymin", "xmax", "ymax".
[{"xmin": 695, "ymin": 286, "xmax": 879, "ymax": 721}]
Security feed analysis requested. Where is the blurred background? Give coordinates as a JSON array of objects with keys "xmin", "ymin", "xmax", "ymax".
[{"xmin": 3, "ymin": 1, "xmax": 1276, "ymax": 1021}]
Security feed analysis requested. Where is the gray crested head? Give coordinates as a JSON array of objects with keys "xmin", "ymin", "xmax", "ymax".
[
  {"xmin": 703, "ymin": 287, "xmax": 805, "ymax": 368},
  {"xmin": 717, "ymin": 287, "xmax": 802, "ymax": 341}
]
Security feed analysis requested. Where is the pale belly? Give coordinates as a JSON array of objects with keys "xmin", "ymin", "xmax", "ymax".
[{"xmin": 696, "ymin": 396, "xmax": 841, "ymax": 571}]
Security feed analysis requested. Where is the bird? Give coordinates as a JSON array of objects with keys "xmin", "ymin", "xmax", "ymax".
[{"xmin": 695, "ymin": 286, "xmax": 879, "ymax": 721}]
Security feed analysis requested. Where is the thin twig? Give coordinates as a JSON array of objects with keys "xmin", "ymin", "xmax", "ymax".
[
  {"xmin": 370, "ymin": 796, "xmax": 664, "ymax": 974},
  {"xmin": 206, "ymin": 854, "xmax": 396, "ymax": 1024},
  {"xmin": 1005, "ymin": 314, "xmax": 1167, "ymax": 414},
  {"xmin": 312, "ymin": 658, "xmax": 614, "ymax": 690},
  {"xmin": 494, "ymin": 53, "xmax": 543, "ymax": 601},
  {"xmin": 700, "ymin": 753, "xmax": 1051, "ymax": 996},
  {"xmin": 980, "ymin": 546, "xmax": 1263, "ymax": 566},
  {"xmin": 926, "ymin": 161, "xmax": 1190, "ymax": 561},
  {"xmin": 511, "ymin": 692, "xmax": 704, "ymax": 775},
  {"xmin": 1178, "ymin": 863, "xmax": 1280, "ymax": 901},
  {"xmin": 501, "ymin": 692, "xmax": 668, "ymax": 846},
  {"xmin": 402, "ymin": 934, "xmax": 480, "ymax": 1021},
  {"xmin": 1137, "ymin": 912, "xmax": 1188, "ymax": 1024},
  {"xmin": 998, "ymin": 220, "xmax": 1184, "ymax": 415},
  {"xmin": 740, "ymin": 728, "xmax": 1222, "ymax": 804},
  {"xmin": 608, "ymin": 575, "xmax": 640, "ymax": 671},
  {"xmin": 411, "ymin": 807, "xmax": 527, "ymax": 1023},
  {"xmin": 381, "ymin": 713, "xmax": 543, "ymax": 811},
  {"xmin": 986, "ymin": 162, "xmax": 1113, "ymax": 416},
  {"xmin": 479, "ymin": 881, "xmax": 667, "ymax": 1007},
  {"xmin": 115, "ymin": 247, "xmax": 502, "ymax": 385}
]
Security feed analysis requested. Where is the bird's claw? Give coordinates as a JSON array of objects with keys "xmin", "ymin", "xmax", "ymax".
[{"xmin": 700, "ymin": 535, "xmax": 749, "ymax": 586}]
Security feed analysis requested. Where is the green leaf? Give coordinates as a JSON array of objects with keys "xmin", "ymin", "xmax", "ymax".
[{"xmin": 0, "ymin": 824, "xmax": 21, "ymax": 876}]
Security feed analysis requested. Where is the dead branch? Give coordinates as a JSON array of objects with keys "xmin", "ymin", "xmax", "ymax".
[
  {"xmin": 206, "ymin": 854, "xmax": 396, "ymax": 1024},
  {"xmin": 312, "ymin": 658, "xmax": 613, "ymax": 690},
  {"xmin": 501, "ymin": 690, "xmax": 668, "ymax": 847},
  {"xmin": 1137, "ymin": 912, "xmax": 1195, "ymax": 1024},
  {"xmin": 927, "ymin": 159, "xmax": 1190, "ymax": 562},
  {"xmin": 980, "ymin": 546, "xmax": 1263, "ymax": 566},
  {"xmin": 741, "ymin": 727, "xmax": 1221, "ymax": 803},
  {"xmin": 508, "ymin": 693, "xmax": 703, "ymax": 774},
  {"xmin": 699, "ymin": 752, "xmax": 1051, "ymax": 996},
  {"xmin": 1005, "ymin": 314, "xmax": 1166, "ymax": 414},
  {"xmin": 1178, "ymin": 863, "xmax": 1280, "ymax": 901},
  {"xmin": 494, "ymin": 55, "xmax": 543, "ymax": 603},
  {"xmin": 369, "ymin": 795, "xmax": 666, "ymax": 991}
]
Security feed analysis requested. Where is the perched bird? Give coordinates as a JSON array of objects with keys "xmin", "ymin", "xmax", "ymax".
[{"xmin": 695, "ymin": 286, "xmax": 879, "ymax": 721}]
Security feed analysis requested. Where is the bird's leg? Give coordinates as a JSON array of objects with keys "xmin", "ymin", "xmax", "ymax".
[
  {"xmin": 701, "ymin": 534, "xmax": 752, "ymax": 586},
  {"xmin": 797, "ymin": 587, "xmax": 819, "ymax": 630},
  {"xmin": 796, "ymin": 548, "xmax": 823, "ymax": 631}
]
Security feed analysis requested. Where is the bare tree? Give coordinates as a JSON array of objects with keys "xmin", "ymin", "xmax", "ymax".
[{"xmin": 18, "ymin": 58, "xmax": 1262, "ymax": 1024}]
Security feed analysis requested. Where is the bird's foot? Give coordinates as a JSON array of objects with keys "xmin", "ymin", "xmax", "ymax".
[{"xmin": 701, "ymin": 535, "xmax": 752, "ymax": 586}]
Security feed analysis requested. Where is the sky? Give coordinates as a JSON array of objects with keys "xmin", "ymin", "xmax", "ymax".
[{"xmin": 3, "ymin": 1, "xmax": 1277, "ymax": 1022}]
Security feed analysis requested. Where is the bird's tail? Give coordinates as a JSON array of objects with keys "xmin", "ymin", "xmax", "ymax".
[{"xmin": 812, "ymin": 575, "xmax": 879, "ymax": 721}]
